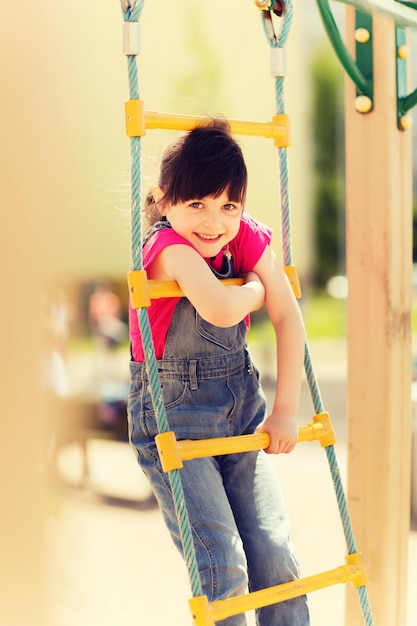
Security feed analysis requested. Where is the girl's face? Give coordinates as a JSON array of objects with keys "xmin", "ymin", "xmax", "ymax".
[{"xmin": 162, "ymin": 191, "xmax": 243, "ymax": 258}]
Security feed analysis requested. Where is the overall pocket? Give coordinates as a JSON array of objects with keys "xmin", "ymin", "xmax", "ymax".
[{"xmin": 196, "ymin": 314, "xmax": 246, "ymax": 351}]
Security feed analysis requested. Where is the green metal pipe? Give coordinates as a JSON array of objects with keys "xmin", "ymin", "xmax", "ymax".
[
  {"xmin": 337, "ymin": 0, "xmax": 417, "ymax": 28},
  {"xmin": 397, "ymin": 0, "xmax": 417, "ymax": 10},
  {"xmin": 402, "ymin": 87, "xmax": 417, "ymax": 113},
  {"xmin": 316, "ymin": 0, "xmax": 369, "ymax": 94}
]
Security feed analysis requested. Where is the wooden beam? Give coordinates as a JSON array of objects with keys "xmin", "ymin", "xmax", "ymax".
[{"xmin": 344, "ymin": 7, "xmax": 413, "ymax": 624}]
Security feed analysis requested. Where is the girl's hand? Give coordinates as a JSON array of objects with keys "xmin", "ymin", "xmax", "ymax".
[
  {"xmin": 244, "ymin": 271, "xmax": 265, "ymax": 311},
  {"xmin": 255, "ymin": 412, "xmax": 298, "ymax": 454}
]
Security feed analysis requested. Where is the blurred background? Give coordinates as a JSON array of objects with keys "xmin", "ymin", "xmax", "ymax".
[{"xmin": 0, "ymin": 1, "xmax": 416, "ymax": 625}]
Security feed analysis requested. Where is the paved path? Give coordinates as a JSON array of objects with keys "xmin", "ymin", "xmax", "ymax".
[{"xmin": 45, "ymin": 341, "xmax": 417, "ymax": 625}]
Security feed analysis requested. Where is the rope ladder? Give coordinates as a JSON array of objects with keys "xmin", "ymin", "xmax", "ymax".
[{"xmin": 120, "ymin": 1, "xmax": 376, "ymax": 624}]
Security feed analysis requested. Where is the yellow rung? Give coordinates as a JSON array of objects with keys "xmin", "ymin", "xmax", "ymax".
[
  {"xmin": 125, "ymin": 106, "xmax": 291, "ymax": 146},
  {"xmin": 175, "ymin": 433, "xmax": 269, "ymax": 470},
  {"xmin": 127, "ymin": 265, "xmax": 301, "ymax": 302},
  {"xmin": 144, "ymin": 111, "xmax": 290, "ymax": 147},
  {"xmin": 150, "ymin": 277, "xmax": 244, "ymax": 299},
  {"xmin": 125, "ymin": 99, "xmax": 145, "ymax": 137},
  {"xmin": 148, "ymin": 280, "xmax": 185, "ymax": 299},
  {"xmin": 128, "ymin": 273, "xmax": 245, "ymax": 308},
  {"xmin": 309, "ymin": 411, "xmax": 337, "ymax": 447},
  {"xmin": 127, "ymin": 270, "xmax": 151, "ymax": 309},
  {"xmin": 155, "ymin": 413, "xmax": 336, "ymax": 472},
  {"xmin": 284, "ymin": 264, "xmax": 302, "ymax": 299},
  {"xmin": 272, "ymin": 114, "xmax": 291, "ymax": 147},
  {"xmin": 189, "ymin": 596, "xmax": 213, "ymax": 626},
  {"xmin": 156, "ymin": 431, "xmax": 183, "ymax": 470},
  {"xmin": 129, "ymin": 269, "xmax": 304, "ymax": 305},
  {"xmin": 127, "ymin": 270, "xmax": 302, "ymax": 304},
  {"xmin": 189, "ymin": 553, "xmax": 368, "ymax": 625}
]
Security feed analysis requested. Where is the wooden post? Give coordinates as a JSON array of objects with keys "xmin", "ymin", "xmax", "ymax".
[{"xmin": 344, "ymin": 7, "xmax": 412, "ymax": 625}]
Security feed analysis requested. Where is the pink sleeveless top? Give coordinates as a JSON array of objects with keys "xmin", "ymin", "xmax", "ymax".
[{"xmin": 129, "ymin": 213, "xmax": 272, "ymax": 361}]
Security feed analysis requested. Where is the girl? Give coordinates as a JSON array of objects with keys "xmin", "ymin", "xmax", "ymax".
[{"xmin": 128, "ymin": 120, "xmax": 310, "ymax": 625}]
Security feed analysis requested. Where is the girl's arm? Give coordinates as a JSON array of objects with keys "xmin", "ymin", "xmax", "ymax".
[
  {"xmin": 252, "ymin": 245, "xmax": 306, "ymax": 454},
  {"xmin": 149, "ymin": 244, "xmax": 265, "ymax": 327}
]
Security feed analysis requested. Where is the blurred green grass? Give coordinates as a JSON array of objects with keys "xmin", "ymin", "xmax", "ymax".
[
  {"xmin": 249, "ymin": 293, "xmax": 347, "ymax": 343},
  {"xmin": 250, "ymin": 292, "xmax": 417, "ymax": 343},
  {"xmin": 300, "ymin": 294, "xmax": 347, "ymax": 339}
]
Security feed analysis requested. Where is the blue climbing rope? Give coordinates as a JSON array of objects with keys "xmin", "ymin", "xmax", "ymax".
[
  {"xmin": 260, "ymin": 5, "xmax": 375, "ymax": 624},
  {"xmin": 120, "ymin": 0, "xmax": 203, "ymax": 599}
]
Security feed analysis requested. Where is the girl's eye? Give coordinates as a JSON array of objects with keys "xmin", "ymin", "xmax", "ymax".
[
  {"xmin": 189, "ymin": 201, "xmax": 203, "ymax": 209},
  {"xmin": 223, "ymin": 203, "xmax": 238, "ymax": 212}
]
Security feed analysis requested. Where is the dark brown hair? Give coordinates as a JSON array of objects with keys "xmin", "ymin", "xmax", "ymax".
[{"xmin": 145, "ymin": 119, "xmax": 247, "ymax": 226}]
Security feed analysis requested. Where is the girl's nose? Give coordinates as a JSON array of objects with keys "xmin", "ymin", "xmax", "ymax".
[{"xmin": 202, "ymin": 210, "xmax": 221, "ymax": 228}]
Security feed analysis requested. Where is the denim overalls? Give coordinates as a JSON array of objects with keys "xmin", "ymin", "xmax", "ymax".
[{"xmin": 127, "ymin": 237, "xmax": 310, "ymax": 626}]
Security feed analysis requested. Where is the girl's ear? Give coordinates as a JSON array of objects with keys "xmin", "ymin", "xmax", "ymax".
[{"xmin": 152, "ymin": 186, "xmax": 164, "ymax": 204}]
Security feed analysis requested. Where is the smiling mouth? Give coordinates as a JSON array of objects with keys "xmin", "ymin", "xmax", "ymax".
[{"xmin": 195, "ymin": 233, "xmax": 222, "ymax": 241}]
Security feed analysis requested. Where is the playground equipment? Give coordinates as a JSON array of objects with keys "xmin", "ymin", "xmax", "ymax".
[{"xmin": 120, "ymin": 1, "xmax": 415, "ymax": 624}]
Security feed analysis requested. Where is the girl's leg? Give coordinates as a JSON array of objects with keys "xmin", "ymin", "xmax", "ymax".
[
  {"xmin": 221, "ymin": 451, "xmax": 310, "ymax": 626},
  {"xmin": 138, "ymin": 445, "xmax": 249, "ymax": 626}
]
